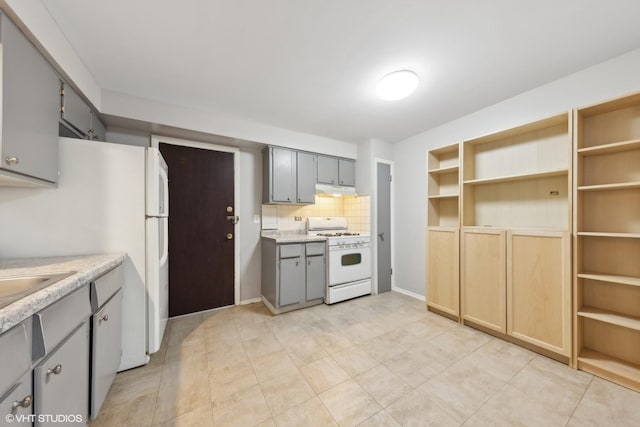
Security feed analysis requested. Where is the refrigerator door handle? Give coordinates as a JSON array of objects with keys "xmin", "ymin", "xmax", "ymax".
[{"xmin": 159, "ymin": 219, "xmax": 169, "ymax": 266}]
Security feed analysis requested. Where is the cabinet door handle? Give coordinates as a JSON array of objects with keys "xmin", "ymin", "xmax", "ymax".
[
  {"xmin": 11, "ymin": 395, "xmax": 32, "ymax": 414},
  {"xmin": 99, "ymin": 313, "xmax": 109, "ymax": 323},
  {"xmin": 5, "ymin": 156, "xmax": 19, "ymax": 165},
  {"xmin": 307, "ymin": 260, "xmax": 311, "ymax": 265},
  {"xmin": 295, "ymin": 260, "xmax": 300, "ymax": 266},
  {"xmin": 46, "ymin": 364, "xmax": 62, "ymax": 379}
]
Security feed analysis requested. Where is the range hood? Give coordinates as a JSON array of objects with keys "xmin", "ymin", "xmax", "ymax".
[{"xmin": 315, "ymin": 183, "xmax": 357, "ymax": 196}]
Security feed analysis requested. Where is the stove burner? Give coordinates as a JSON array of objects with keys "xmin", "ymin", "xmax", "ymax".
[{"xmin": 317, "ymin": 232, "xmax": 360, "ymax": 237}]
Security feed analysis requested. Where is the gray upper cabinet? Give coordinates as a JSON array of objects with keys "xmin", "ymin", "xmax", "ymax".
[
  {"xmin": 60, "ymin": 82, "xmax": 106, "ymax": 141},
  {"xmin": 263, "ymin": 146, "xmax": 316, "ymax": 204},
  {"xmin": 269, "ymin": 146, "xmax": 296, "ymax": 203},
  {"xmin": 0, "ymin": 13, "xmax": 59, "ymax": 185},
  {"xmin": 296, "ymin": 151, "xmax": 316, "ymax": 203},
  {"xmin": 338, "ymin": 159, "xmax": 355, "ymax": 186},
  {"xmin": 317, "ymin": 155, "xmax": 339, "ymax": 184},
  {"xmin": 317, "ymin": 155, "xmax": 355, "ymax": 186}
]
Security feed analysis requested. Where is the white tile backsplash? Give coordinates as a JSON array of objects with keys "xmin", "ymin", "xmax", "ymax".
[{"xmin": 261, "ymin": 195, "xmax": 370, "ymax": 233}]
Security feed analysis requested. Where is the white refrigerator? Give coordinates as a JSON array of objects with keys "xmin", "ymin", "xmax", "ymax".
[{"xmin": 0, "ymin": 137, "xmax": 169, "ymax": 370}]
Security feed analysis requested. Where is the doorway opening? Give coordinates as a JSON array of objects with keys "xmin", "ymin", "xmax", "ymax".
[{"xmin": 151, "ymin": 136, "xmax": 240, "ymax": 316}]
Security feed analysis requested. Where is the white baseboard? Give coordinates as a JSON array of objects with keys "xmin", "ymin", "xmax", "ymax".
[
  {"xmin": 391, "ymin": 286, "xmax": 426, "ymax": 302},
  {"xmin": 240, "ymin": 297, "xmax": 262, "ymax": 305}
]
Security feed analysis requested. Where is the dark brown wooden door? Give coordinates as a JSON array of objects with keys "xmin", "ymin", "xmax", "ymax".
[{"xmin": 159, "ymin": 143, "xmax": 235, "ymax": 316}]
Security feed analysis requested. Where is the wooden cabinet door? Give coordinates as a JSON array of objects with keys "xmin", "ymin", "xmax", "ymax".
[
  {"xmin": 461, "ymin": 228, "xmax": 506, "ymax": 333},
  {"xmin": 271, "ymin": 147, "xmax": 296, "ymax": 203},
  {"xmin": 296, "ymin": 152, "xmax": 316, "ymax": 203},
  {"xmin": 427, "ymin": 228, "xmax": 459, "ymax": 317},
  {"xmin": 338, "ymin": 159, "xmax": 355, "ymax": 186},
  {"xmin": 317, "ymin": 155, "xmax": 339, "ymax": 184},
  {"xmin": 507, "ymin": 230, "xmax": 571, "ymax": 356}
]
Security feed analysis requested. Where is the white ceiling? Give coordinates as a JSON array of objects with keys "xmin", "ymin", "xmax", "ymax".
[{"xmin": 41, "ymin": 0, "xmax": 640, "ymax": 144}]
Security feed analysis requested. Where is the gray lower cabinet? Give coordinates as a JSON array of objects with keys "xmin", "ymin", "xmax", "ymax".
[
  {"xmin": 305, "ymin": 243, "xmax": 326, "ymax": 300},
  {"xmin": 0, "ymin": 372, "xmax": 32, "ymax": 426},
  {"xmin": 90, "ymin": 289, "xmax": 122, "ymax": 419},
  {"xmin": 0, "ymin": 12, "xmax": 60, "ymax": 185},
  {"xmin": 279, "ymin": 248, "xmax": 305, "ymax": 306},
  {"xmin": 0, "ymin": 319, "xmax": 32, "ymax": 427},
  {"xmin": 34, "ymin": 321, "xmax": 89, "ymax": 427},
  {"xmin": 262, "ymin": 239, "xmax": 326, "ymax": 314}
]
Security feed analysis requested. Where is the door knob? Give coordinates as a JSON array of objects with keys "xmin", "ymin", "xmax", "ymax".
[
  {"xmin": 226, "ymin": 233, "xmax": 233, "ymax": 240},
  {"xmin": 378, "ymin": 232, "xmax": 384, "ymax": 241}
]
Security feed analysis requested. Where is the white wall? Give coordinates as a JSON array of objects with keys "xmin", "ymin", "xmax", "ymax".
[{"xmin": 392, "ymin": 48, "xmax": 640, "ymax": 296}]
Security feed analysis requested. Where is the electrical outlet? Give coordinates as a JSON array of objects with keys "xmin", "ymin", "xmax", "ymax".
[{"xmin": 295, "ymin": 216, "xmax": 302, "ymax": 221}]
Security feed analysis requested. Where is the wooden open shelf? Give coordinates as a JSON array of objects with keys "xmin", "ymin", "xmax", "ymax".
[
  {"xmin": 578, "ymin": 182, "xmax": 640, "ymax": 191},
  {"xmin": 578, "ymin": 307, "xmax": 640, "ymax": 331},
  {"xmin": 578, "ymin": 349, "xmax": 640, "ymax": 392},
  {"xmin": 429, "ymin": 165, "xmax": 459, "ymax": 175},
  {"xmin": 428, "ymin": 194, "xmax": 458, "ymax": 200},
  {"xmin": 577, "ymin": 138, "xmax": 640, "ymax": 156},
  {"xmin": 464, "ymin": 169, "xmax": 568, "ymax": 186},
  {"xmin": 577, "ymin": 273, "xmax": 640, "ymax": 287},
  {"xmin": 578, "ymin": 232, "xmax": 640, "ymax": 239}
]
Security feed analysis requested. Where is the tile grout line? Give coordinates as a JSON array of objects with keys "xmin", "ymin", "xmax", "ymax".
[{"xmin": 563, "ymin": 375, "xmax": 594, "ymax": 427}]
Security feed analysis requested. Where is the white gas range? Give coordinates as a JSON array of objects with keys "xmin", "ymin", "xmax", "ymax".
[{"xmin": 307, "ymin": 217, "xmax": 372, "ymax": 304}]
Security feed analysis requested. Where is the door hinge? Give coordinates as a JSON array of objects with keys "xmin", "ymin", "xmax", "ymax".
[{"xmin": 390, "ymin": 268, "xmax": 393, "ymax": 275}]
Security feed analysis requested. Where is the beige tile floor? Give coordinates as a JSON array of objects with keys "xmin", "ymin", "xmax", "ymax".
[{"xmin": 91, "ymin": 292, "xmax": 640, "ymax": 427}]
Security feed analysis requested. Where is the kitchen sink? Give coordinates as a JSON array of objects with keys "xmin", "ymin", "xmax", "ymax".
[{"xmin": 0, "ymin": 271, "xmax": 76, "ymax": 309}]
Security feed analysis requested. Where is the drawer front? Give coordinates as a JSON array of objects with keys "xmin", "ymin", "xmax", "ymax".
[
  {"xmin": 0, "ymin": 321, "xmax": 31, "ymax": 397},
  {"xmin": 34, "ymin": 322, "xmax": 89, "ymax": 426},
  {"xmin": 90, "ymin": 264, "xmax": 123, "ymax": 311},
  {"xmin": 91, "ymin": 290, "xmax": 123, "ymax": 419},
  {"xmin": 305, "ymin": 242, "xmax": 326, "ymax": 256},
  {"xmin": 35, "ymin": 285, "xmax": 90, "ymax": 356},
  {"xmin": 279, "ymin": 244, "xmax": 302, "ymax": 259},
  {"xmin": 0, "ymin": 371, "xmax": 32, "ymax": 427}
]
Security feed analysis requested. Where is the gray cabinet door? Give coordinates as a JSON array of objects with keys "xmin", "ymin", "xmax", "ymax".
[
  {"xmin": 0, "ymin": 372, "xmax": 32, "ymax": 427},
  {"xmin": 60, "ymin": 82, "xmax": 91, "ymax": 137},
  {"xmin": 338, "ymin": 159, "xmax": 355, "ymax": 186},
  {"xmin": 34, "ymin": 322, "xmax": 89, "ymax": 427},
  {"xmin": 89, "ymin": 111, "xmax": 106, "ymax": 142},
  {"xmin": 279, "ymin": 257, "xmax": 304, "ymax": 306},
  {"xmin": 1, "ymin": 14, "xmax": 59, "ymax": 183},
  {"xmin": 306, "ymin": 255, "xmax": 325, "ymax": 301},
  {"xmin": 91, "ymin": 290, "xmax": 122, "ymax": 419},
  {"xmin": 271, "ymin": 147, "xmax": 296, "ymax": 203},
  {"xmin": 317, "ymin": 155, "xmax": 339, "ymax": 184},
  {"xmin": 296, "ymin": 152, "xmax": 316, "ymax": 203}
]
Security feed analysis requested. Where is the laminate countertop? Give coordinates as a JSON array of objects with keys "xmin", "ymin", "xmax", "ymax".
[
  {"xmin": 260, "ymin": 231, "xmax": 328, "ymax": 243},
  {"xmin": 0, "ymin": 253, "xmax": 126, "ymax": 334}
]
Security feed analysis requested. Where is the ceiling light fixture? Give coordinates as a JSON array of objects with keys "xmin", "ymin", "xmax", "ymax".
[{"xmin": 376, "ymin": 70, "xmax": 419, "ymax": 101}]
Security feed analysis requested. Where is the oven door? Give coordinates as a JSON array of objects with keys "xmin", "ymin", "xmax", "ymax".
[{"xmin": 329, "ymin": 245, "xmax": 372, "ymax": 286}]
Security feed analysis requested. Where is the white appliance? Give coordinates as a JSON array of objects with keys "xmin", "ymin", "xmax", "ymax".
[
  {"xmin": 307, "ymin": 217, "xmax": 372, "ymax": 304},
  {"xmin": 0, "ymin": 137, "xmax": 169, "ymax": 371}
]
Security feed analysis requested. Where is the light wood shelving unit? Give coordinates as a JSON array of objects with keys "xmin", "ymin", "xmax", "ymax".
[
  {"xmin": 426, "ymin": 143, "xmax": 461, "ymax": 319},
  {"xmin": 460, "ymin": 112, "xmax": 573, "ymax": 360},
  {"xmin": 574, "ymin": 92, "xmax": 640, "ymax": 391}
]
